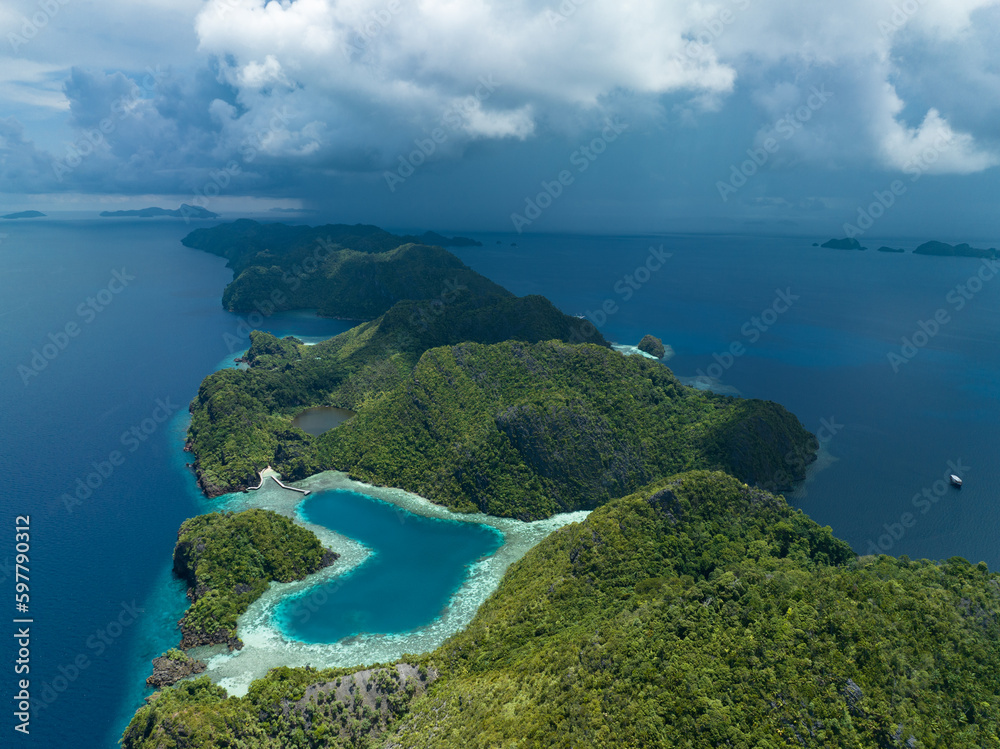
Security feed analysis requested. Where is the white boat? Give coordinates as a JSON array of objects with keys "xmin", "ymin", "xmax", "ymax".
[{"xmin": 950, "ymin": 474, "xmax": 963, "ymax": 487}]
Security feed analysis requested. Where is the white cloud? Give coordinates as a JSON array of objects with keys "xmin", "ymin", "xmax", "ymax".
[
  {"xmin": 878, "ymin": 104, "xmax": 999, "ymax": 174},
  {"xmin": 4, "ymin": 0, "xmax": 1000, "ymax": 200},
  {"xmin": 185, "ymin": 0, "xmax": 1000, "ymax": 178}
]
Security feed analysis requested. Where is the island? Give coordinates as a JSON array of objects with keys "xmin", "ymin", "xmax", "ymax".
[
  {"xmin": 99, "ymin": 204, "xmax": 219, "ymax": 219},
  {"xmin": 637, "ymin": 334, "xmax": 666, "ymax": 358},
  {"xmin": 124, "ymin": 471, "xmax": 1000, "ymax": 749},
  {"xmin": 877, "ymin": 245, "xmax": 906, "ymax": 253},
  {"xmin": 122, "ymin": 219, "xmax": 1000, "ymax": 749},
  {"xmin": 914, "ymin": 240, "xmax": 998, "ymax": 258},
  {"xmin": 182, "ymin": 220, "xmax": 487, "ymax": 318},
  {"xmin": 399, "ymin": 230, "xmax": 482, "ymax": 247},
  {"xmin": 820, "ymin": 237, "xmax": 866, "ymax": 250},
  {"xmin": 172, "ymin": 509, "xmax": 337, "ymax": 650},
  {"xmin": 1, "ymin": 210, "xmax": 46, "ymax": 219}
]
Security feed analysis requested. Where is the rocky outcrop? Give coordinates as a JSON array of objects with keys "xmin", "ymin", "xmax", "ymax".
[
  {"xmin": 495, "ymin": 398, "xmax": 651, "ymax": 515},
  {"xmin": 177, "ymin": 622, "xmax": 243, "ymax": 651},
  {"xmin": 637, "ymin": 334, "xmax": 666, "ymax": 358},
  {"xmin": 820, "ymin": 237, "xmax": 866, "ymax": 250},
  {"xmin": 146, "ymin": 651, "xmax": 207, "ymax": 689}
]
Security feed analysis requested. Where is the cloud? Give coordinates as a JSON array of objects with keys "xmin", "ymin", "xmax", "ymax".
[
  {"xmin": 2, "ymin": 0, "xmax": 1000, "ymax": 208},
  {"xmin": 878, "ymin": 105, "xmax": 999, "ymax": 174},
  {"xmin": 185, "ymin": 0, "xmax": 1000, "ymax": 180}
]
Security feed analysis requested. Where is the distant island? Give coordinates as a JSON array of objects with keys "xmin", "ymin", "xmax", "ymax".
[
  {"xmin": 1, "ymin": 210, "xmax": 46, "ymax": 219},
  {"xmin": 399, "ymin": 230, "xmax": 482, "ymax": 248},
  {"xmin": 815, "ymin": 239, "xmax": 999, "ymax": 258},
  {"xmin": 820, "ymin": 238, "xmax": 866, "ymax": 250},
  {"xmin": 99, "ymin": 204, "xmax": 219, "ymax": 219},
  {"xmin": 914, "ymin": 240, "xmax": 998, "ymax": 259},
  {"xmin": 183, "ymin": 220, "xmax": 489, "ymax": 319}
]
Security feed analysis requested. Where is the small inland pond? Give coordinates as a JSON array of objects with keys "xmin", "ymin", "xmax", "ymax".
[
  {"xmin": 277, "ymin": 489, "xmax": 503, "ymax": 643},
  {"xmin": 291, "ymin": 405, "xmax": 357, "ymax": 436}
]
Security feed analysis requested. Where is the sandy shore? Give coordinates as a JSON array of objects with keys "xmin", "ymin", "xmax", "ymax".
[{"xmin": 191, "ymin": 470, "xmax": 589, "ymax": 696}]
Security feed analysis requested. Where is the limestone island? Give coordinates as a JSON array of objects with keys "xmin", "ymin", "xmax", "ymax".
[
  {"xmin": 1, "ymin": 210, "xmax": 46, "ymax": 219},
  {"xmin": 637, "ymin": 334, "xmax": 667, "ymax": 359},
  {"xmin": 399, "ymin": 230, "xmax": 482, "ymax": 247},
  {"xmin": 122, "ymin": 219, "xmax": 1000, "ymax": 749},
  {"xmin": 914, "ymin": 240, "xmax": 998, "ymax": 259},
  {"xmin": 820, "ymin": 237, "xmax": 867, "ymax": 250},
  {"xmin": 99, "ymin": 204, "xmax": 219, "ymax": 219},
  {"xmin": 171, "ymin": 509, "xmax": 337, "ymax": 651}
]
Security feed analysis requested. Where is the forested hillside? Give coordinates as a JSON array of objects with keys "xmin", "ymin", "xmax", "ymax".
[{"xmin": 123, "ymin": 472, "xmax": 1000, "ymax": 748}]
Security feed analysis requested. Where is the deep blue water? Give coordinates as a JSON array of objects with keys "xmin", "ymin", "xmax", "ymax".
[
  {"xmin": 451, "ymin": 233, "xmax": 1000, "ymax": 567},
  {"xmin": 2, "ymin": 221, "xmax": 999, "ymax": 748},
  {"xmin": 276, "ymin": 490, "xmax": 502, "ymax": 643},
  {"xmin": 0, "ymin": 219, "xmax": 356, "ymax": 747}
]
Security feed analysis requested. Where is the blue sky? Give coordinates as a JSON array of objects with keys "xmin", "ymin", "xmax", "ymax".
[{"xmin": 3, "ymin": 0, "xmax": 1000, "ymax": 238}]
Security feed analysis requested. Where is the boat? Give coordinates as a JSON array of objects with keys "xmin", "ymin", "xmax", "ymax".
[{"xmin": 950, "ymin": 474, "xmax": 963, "ymax": 487}]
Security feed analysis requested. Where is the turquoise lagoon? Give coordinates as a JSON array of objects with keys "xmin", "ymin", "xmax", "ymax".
[{"xmin": 277, "ymin": 489, "xmax": 503, "ymax": 643}]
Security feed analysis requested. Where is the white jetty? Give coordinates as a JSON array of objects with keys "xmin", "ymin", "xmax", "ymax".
[{"xmin": 248, "ymin": 466, "xmax": 311, "ymax": 496}]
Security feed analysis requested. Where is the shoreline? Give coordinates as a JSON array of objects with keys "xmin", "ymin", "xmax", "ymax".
[{"xmin": 190, "ymin": 469, "xmax": 589, "ymax": 697}]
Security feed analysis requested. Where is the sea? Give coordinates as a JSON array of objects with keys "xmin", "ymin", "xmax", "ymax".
[{"xmin": 1, "ymin": 218, "xmax": 998, "ymax": 747}]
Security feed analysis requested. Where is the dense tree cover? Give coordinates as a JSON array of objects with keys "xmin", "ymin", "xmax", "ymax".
[
  {"xmin": 156, "ymin": 219, "xmax": 1000, "ymax": 747},
  {"xmin": 182, "ymin": 220, "xmax": 411, "ymax": 274},
  {"xmin": 121, "ymin": 665, "xmax": 437, "ymax": 749},
  {"xmin": 318, "ymin": 341, "xmax": 816, "ymax": 519},
  {"xmin": 190, "ymin": 334, "xmax": 814, "ymax": 516},
  {"xmin": 188, "ymin": 293, "xmax": 611, "ymax": 496},
  {"xmin": 638, "ymin": 334, "xmax": 667, "ymax": 358},
  {"xmin": 123, "ymin": 472, "xmax": 1000, "ymax": 748},
  {"xmin": 173, "ymin": 510, "xmax": 336, "ymax": 647},
  {"xmin": 181, "ymin": 220, "xmax": 502, "ymax": 318},
  {"xmin": 222, "ymin": 243, "xmax": 510, "ymax": 319}
]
